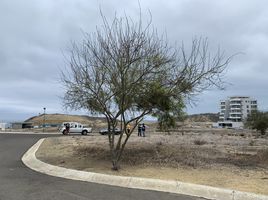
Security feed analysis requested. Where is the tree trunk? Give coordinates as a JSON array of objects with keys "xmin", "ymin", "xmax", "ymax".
[
  {"xmin": 111, "ymin": 149, "xmax": 120, "ymax": 170},
  {"xmin": 112, "ymin": 158, "xmax": 120, "ymax": 170}
]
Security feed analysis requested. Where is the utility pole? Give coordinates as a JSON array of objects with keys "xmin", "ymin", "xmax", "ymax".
[{"xmin": 43, "ymin": 107, "xmax": 46, "ymax": 133}]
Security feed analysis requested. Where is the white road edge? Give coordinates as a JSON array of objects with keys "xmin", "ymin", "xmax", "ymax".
[{"xmin": 22, "ymin": 138, "xmax": 268, "ymax": 200}]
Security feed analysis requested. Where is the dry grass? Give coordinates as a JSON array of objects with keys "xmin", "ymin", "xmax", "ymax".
[
  {"xmin": 36, "ymin": 129, "xmax": 268, "ymax": 195},
  {"xmin": 74, "ymin": 141, "xmax": 268, "ymax": 169},
  {"xmin": 71, "ymin": 129, "xmax": 268, "ymax": 170}
]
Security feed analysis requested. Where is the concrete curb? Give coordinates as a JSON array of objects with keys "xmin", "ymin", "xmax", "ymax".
[{"xmin": 22, "ymin": 138, "xmax": 268, "ymax": 200}]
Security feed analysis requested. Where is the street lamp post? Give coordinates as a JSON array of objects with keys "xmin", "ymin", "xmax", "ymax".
[{"xmin": 43, "ymin": 107, "xmax": 46, "ymax": 132}]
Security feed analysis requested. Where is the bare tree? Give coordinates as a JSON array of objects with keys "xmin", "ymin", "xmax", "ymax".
[{"xmin": 61, "ymin": 12, "xmax": 231, "ymax": 170}]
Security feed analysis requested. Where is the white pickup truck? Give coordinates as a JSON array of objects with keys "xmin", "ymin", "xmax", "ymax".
[{"xmin": 59, "ymin": 122, "xmax": 92, "ymax": 135}]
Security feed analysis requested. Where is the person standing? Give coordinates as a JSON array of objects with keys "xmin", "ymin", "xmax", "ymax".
[
  {"xmin": 66, "ymin": 123, "xmax": 70, "ymax": 134},
  {"xmin": 127, "ymin": 124, "xmax": 131, "ymax": 134},
  {"xmin": 141, "ymin": 123, "xmax": 146, "ymax": 137},
  {"xmin": 138, "ymin": 124, "xmax": 142, "ymax": 136}
]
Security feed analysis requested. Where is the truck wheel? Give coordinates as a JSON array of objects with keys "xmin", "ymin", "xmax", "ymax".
[{"xmin": 82, "ymin": 130, "xmax": 88, "ymax": 135}]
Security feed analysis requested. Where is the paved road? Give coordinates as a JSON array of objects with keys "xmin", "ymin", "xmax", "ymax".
[{"xmin": 0, "ymin": 133, "xmax": 206, "ymax": 200}]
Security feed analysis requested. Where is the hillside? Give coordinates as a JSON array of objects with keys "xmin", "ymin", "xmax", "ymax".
[
  {"xmin": 24, "ymin": 113, "xmax": 219, "ymax": 130},
  {"xmin": 186, "ymin": 113, "xmax": 219, "ymax": 122},
  {"xmin": 24, "ymin": 114, "xmax": 107, "ymax": 128}
]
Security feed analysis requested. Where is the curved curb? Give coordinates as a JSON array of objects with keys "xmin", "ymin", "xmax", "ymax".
[{"xmin": 22, "ymin": 138, "xmax": 268, "ymax": 200}]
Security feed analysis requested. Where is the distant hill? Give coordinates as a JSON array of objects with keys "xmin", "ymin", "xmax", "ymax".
[
  {"xmin": 24, "ymin": 113, "xmax": 219, "ymax": 130},
  {"xmin": 186, "ymin": 113, "xmax": 219, "ymax": 122},
  {"xmin": 24, "ymin": 113, "xmax": 107, "ymax": 128}
]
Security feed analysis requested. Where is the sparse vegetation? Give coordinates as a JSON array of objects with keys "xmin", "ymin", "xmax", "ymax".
[
  {"xmin": 187, "ymin": 113, "xmax": 219, "ymax": 122},
  {"xmin": 36, "ymin": 128, "xmax": 268, "ymax": 194},
  {"xmin": 74, "ymin": 139, "xmax": 268, "ymax": 169},
  {"xmin": 38, "ymin": 129, "xmax": 268, "ymax": 169},
  {"xmin": 246, "ymin": 111, "xmax": 268, "ymax": 135}
]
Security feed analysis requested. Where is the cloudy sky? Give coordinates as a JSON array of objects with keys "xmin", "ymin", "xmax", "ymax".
[{"xmin": 0, "ymin": 0, "xmax": 268, "ymax": 122}]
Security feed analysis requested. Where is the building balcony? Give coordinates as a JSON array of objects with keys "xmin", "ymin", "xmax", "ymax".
[
  {"xmin": 230, "ymin": 110, "xmax": 241, "ymax": 113},
  {"xmin": 229, "ymin": 116, "xmax": 242, "ymax": 119},
  {"xmin": 230, "ymin": 96, "xmax": 249, "ymax": 100},
  {"xmin": 230, "ymin": 107, "xmax": 241, "ymax": 109},
  {"xmin": 230, "ymin": 111, "xmax": 242, "ymax": 113},
  {"xmin": 230, "ymin": 108, "xmax": 242, "ymax": 111},
  {"xmin": 230, "ymin": 103, "xmax": 241, "ymax": 106},
  {"xmin": 230, "ymin": 98, "xmax": 242, "ymax": 101},
  {"xmin": 229, "ymin": 112, "xmax": 242, "ymax": 115}
]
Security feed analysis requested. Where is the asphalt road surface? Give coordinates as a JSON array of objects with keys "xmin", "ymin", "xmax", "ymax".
[{"xmin": 0, "ymin": 133, "xmax": 207, "ymax": 200}]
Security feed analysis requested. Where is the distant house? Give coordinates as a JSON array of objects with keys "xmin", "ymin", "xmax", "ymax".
[
  {"xmin": 11, "ymin": 122, "xmax": 33, "ymax": 129},
  {"xmin": 0, "ymin": 123, "xmax": 12, "ymax": 130}
]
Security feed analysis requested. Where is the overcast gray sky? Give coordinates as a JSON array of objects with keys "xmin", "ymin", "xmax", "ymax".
[{"xmin": 0, "ymin": 0, "xmax": 268, "ymax": 121}]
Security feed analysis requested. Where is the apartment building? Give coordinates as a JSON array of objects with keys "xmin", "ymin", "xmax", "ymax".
[{"xmin": 219, "ymin": 96, "xmax": 258, "ymax": 122}]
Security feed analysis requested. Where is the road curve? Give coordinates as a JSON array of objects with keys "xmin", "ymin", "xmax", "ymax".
[{"xmin": 0, "ymin": 133, "xmax": 204, "ymax": 200}]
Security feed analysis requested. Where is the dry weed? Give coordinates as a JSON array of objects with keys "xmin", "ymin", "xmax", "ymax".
[
  {"xmin": 67, "ymin": 129, "xmax": 268, "ymax": 170},
  {"xmin": 194, "ymin": 139, "xmax": 207, "ymax": 145}
]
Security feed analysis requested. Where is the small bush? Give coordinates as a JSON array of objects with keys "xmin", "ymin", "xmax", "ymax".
[
  {"xmin": 194, "ymin": 139, "xmax": 207, "ymax": 145},
  {"xmin": 249, "ymin": 140, "xmax": 255, "ymax": 146},
  {"xmin": 256, "ymin": 149, "xmax": 268, "ymax": 165}
]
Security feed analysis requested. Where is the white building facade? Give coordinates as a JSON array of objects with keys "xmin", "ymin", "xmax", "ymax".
[
  {"xmin": 219, "ymin": 96, "xmax": 258, "ymax": 122},
  {"xmin": 0, "ymin": 123, "xmax": 12, "ymax": 130},
  {"xmin": 217, "ymin": 96, "xmax": 257, "ymax": 128}
]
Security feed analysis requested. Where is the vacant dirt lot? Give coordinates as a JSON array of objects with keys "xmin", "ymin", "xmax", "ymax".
[{"xmin": 36, "ymin": 128, "xmax": 268, "ymax": 195}]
